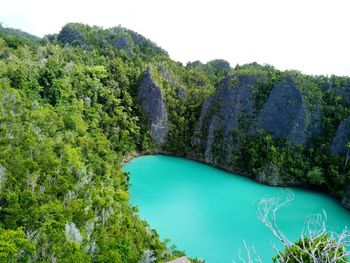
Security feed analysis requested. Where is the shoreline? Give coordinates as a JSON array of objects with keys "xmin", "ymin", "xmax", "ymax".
[{"xmin": 122, "ymin": 151, "xmax": 349, "ymax": 211}]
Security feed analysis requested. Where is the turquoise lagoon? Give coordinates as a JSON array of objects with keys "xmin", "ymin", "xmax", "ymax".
[{"xmin": 124, "ymin": 155, "xmax": 350, "ymax": 263}]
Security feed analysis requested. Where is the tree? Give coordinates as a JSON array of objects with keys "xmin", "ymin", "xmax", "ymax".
[
  {"xmin": 306, "ymin": 167, "xmax": 325, "ymax": 185},
  {"xmin": 258, "ymin": 190, "xmax": 350, "ymax": 263},
  {"xmin": 235, "ymin": 190, "xmax": 350, "ymax": 263},
  {"xmin": 139, "ymin": 249, "xmax": 157, "ymax": 263},
  {"xmin": 0, "ymin": 227, "xmax": 35, "ymax": 263}
]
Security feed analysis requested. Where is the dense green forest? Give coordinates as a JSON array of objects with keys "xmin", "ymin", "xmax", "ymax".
[
  {"xmin": 0, "ymin": 23, "xmax": 195, "ymax": 262},
  {"xmin": 0, "ymin": 23, "xmax": 350, "ymax": 262}
]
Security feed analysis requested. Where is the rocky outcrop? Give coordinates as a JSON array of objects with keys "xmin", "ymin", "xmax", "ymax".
[
  {"xmin": 138, "ymin": 68, "xmax": 168, "ymax": 145},
  {"xmin": 177, "ymin": 87, "xmax": 186, "ymax": 100},
  {"xmin": 258, "ymin": 77, "xmax": 309, "ymax": 145},
  {"xmin": 342, "ymin": 185, "xmax": 350, "ymax": 209},
  {"xmin": 57, "ymin": 24, "xmax": 86, "ymax": 46},
  {"xmin": 111, "ymin": 34, "xmax": 132, "ymax": 55},
  {"xmin": 56, "ymin": 23, "xmax": 167, "ymax": 56},
  {"xmin": 194, "ymin": 76, "xmax": 323, "ymax": 164},
  {"xmin": 138, "ymin": 69, "xmax": 347, "ymax": 209},
  {"xmin": 255, "ymin": 163, "xmax": 285, "ymax": 186},
  {"xmin": 331, "ymin": 116, "xmax": 350, "ymax": 155},
  {"xmin": 325, "ymin": 81, "xmax": 350, "ymax": 104},
  {"xmin": 194, "ymin": 74, "xmax": 257, "ymax": 163}
]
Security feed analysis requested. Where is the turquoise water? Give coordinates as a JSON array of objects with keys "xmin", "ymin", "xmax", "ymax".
[{"xmin": 124, "ymin": 155, "xmax": 350, "ymax": 263}]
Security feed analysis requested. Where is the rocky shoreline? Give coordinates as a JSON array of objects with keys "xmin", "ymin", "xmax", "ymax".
[{"xmin": 123, "ymin": 151, "xmax": 350, "ymax": 211}]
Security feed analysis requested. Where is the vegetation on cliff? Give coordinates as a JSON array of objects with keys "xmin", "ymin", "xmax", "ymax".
[
  {"xmin": 0, "ymin": 22, "xmax": 350, "ymax": 262},
  {"xmin": 0, "ymin": 23, "xmax": 193, "ymax": 262}
]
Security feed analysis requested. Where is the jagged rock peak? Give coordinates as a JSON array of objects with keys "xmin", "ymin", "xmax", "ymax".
[
  {"xmin": 137, "ymin": 68, "xmax": 168, "ymax": 145},
  {"xmin": 194, "ymin": 74, "xmax": 257, "ymax": 163},
  {"xmin": 258, "ymin": 76, "xmax": 309, "ymax": 145},
  {"xmin": 56, "ymin": 23, "xmax": 168, "ymax": 56}
]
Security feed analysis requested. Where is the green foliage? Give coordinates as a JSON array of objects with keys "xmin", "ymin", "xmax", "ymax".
[
  {"xmin": 0, "ymin": 27, "xmax": 174, "ymax": 262},
  {"xmin": 1, "ymin": 22, "xmax": 350, "ymax": 263},
  {"xmin": 0, "ymin": 24, "xmax": 42, "ymax": 48},
  {"xmin": 55, "ymin": 23, "xmax": 168, "ymax": 59},
  {"xmin": 0, "ymin": 227, "xmax": 35, "ymax": 263},
  {"xmin": 186, "ymin": 59, "xmax": 230, "ymax": 86},
  {"xmin": 306, "ymin": 167, "xmax": 325, "ymax": 185}
]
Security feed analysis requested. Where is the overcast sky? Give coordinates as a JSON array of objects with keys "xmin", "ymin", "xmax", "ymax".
[{"xmin": 1, "ymin": 0, "xmax": 349, "ymax": 76}]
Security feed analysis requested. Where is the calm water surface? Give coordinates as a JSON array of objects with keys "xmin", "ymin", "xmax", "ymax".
[{"xmin": 124, "ymin": 155, "xmax": 350, "ymax": 263}]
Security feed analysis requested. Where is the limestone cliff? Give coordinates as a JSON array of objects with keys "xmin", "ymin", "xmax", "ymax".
[
  {"xmin": 258, "ymin": 76, "xmax": 316, "ymax": 145},
  {"xmin": 193, "ymin": 74, "xmax": 257, "ymax": 164},
  {"xmin": 137, "ymin": 68, "xmax": 168, "ymax": 145},
  {"xmin": 194, "ymin": 75, "xmax": 322, "ymax": 163},
  {"xmin": 342, "ymin": 185, "xmax": 350, "ymax": 209},
  {"xmin": 331, "ymin": 115, "xmax": 350, "ymax": 155},
  {"xmin": 138, "ymin": 67, "xmax": 349, "ymax": 209}
]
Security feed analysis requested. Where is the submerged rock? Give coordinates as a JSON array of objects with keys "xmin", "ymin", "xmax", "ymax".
[
  {"xmin": 330, "ymin": 115, "xmax": 350, "ymax": 155},
  {"xmin": 137, "ymin": 68, "xmax": 168, "ymax": 145}
]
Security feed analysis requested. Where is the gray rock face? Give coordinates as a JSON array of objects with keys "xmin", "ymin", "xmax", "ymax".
[
  {"xmin": 342, "ymin": 185, "xmax": 350, "ymax": 209},
  {"xmin": 259, "ymin": 77, "xmax": 308, "ymax": 145},
  {"xmin": 194, "ymin": 75, "xmax": 322, "ymax": 164},
  {"xmin": 111, "ymin": 35, "xmax": 132, "ymax": 55},
  {"xmin": 138, "ymin": 68, "xmax": 168, "ymax": 145},
  {"xmin": 327, "ymin": 81, "xmax": 350, "ymax": 104},
  {"xmin": 194, "ymin": 74, "xmax": 257, "ymax": 163},
  {"xmin": 177, "ymin": 87, "xmax": 186, "ymax": 101},
  {"xmin": 193, "ymin": 96, "xmax": 213, "ymax": 146},
  {"xmin": 159, "ymin": 66, "xmax": 175, "ymax": 84},
  {"xmin": 57, "ymin": 25, "xmax": 86, "ymax": 46},
  {"xmin": 330, "ymin": 116, "xmax": 350, "ymax": 154},
  {"xmin": 204, "ymin": 115, "xmax": 220, "ymax": 163}
]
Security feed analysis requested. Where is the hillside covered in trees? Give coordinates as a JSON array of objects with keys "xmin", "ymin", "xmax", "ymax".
[{"xmin": 0, "ymin": 23, "xmax": 350, "ymax": 262}]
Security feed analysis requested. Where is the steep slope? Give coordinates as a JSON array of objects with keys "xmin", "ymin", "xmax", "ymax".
[
  {"xmin": 0, "ymin": 24, "xmax": 42, "ymax": 47},
  {"xmin": 1, "ymin": 22, "xmax": 350, "ymax": 262},
  {"xmin": 331, "ymin": 115, "xmax": 350, "ymax": 154},
  {"xmin": 259, "ymin": 76, "xmax": 308, "ymax": 145},
  {"xmin": 146, "ymin": 64, "xmax": 349, "ymax": 204},
  {"xmin": 137, "ymin": 68, "xmax": 168, "ymax": 145},
  {"xmin": 343, "ymin": 185, "xmax": 350, "ymax": 209},
  {"xmin": 193, "ymin": 74, "xmax": 257, "ymax": 164},
  {"xmin": 55, "ymin": 23, "xmax": 167, "ymax": 58},
  {"xmin": 0, "ymin": 25, "xmax": 197, "ymax": 262}
]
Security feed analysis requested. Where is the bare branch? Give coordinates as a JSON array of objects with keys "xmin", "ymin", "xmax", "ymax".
[{"xmin": 257, "ymin": 188, "xmax": 350, "ymax": 263}]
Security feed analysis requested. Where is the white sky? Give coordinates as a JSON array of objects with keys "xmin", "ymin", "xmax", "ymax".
[{"xmin": 1, "ymin": 0, "xmax": 350, "ymax": 76}]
